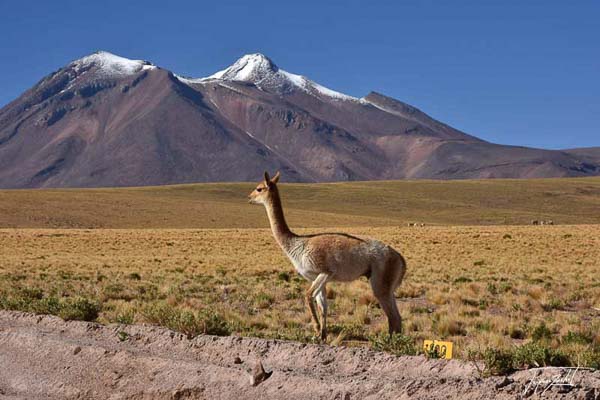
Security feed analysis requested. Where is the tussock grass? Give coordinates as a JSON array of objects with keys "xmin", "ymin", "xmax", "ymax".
[
  {"xmin": 0, "ymin": 291, "xmax": 100, "ymax": 322},
  {"xmin": 0, "ymin": 224, "xmax": 599, "ymax": 371}
]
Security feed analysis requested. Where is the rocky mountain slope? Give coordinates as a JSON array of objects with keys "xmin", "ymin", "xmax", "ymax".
[{"xmin": 0, "ymin": 51, "xmax": 598, "ymax": 188}]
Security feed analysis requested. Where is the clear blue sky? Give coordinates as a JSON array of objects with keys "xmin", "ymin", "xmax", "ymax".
[{"xmin": 1, "ymin": 0, "xmax": 598, "ymax": 149}]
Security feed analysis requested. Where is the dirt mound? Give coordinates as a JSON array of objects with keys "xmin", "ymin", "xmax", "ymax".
[{"xmin": 0, "ymin": 311, "xmax": 598, "ymax": 399}]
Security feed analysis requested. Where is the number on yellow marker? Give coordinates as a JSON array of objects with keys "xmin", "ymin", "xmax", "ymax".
[{"xmin": 423, "ymin": 340, "xmax": 453, "ymax": 359}]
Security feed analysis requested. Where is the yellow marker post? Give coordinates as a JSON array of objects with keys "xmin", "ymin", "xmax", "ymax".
[{"xmin": 423, "ymin": 340, "xmax": 453, "ymax": 359}]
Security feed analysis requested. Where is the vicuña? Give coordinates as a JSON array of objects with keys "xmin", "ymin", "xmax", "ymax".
[{"xmin": 248, "ymin": 171, "xmax": 407, "ymax": 340}]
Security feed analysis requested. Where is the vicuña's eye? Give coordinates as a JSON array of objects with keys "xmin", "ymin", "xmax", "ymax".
[{"xmin": 256, "ymin": 188, "xmax": 263, "ymax": 192}]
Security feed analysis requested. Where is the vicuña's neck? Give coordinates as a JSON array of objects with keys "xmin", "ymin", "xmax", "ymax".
[{"xmin": 264, "ymin": 189, "xmax": 295, "ymax": 246}]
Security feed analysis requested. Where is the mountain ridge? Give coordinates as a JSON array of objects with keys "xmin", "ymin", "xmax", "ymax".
[{"xmin": 0, "ymin": 50, "xmax": 598, "ymax": 188}]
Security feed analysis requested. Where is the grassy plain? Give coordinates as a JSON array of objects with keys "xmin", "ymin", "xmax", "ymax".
[
  {"xmin": 1, "ymin": 225, "xmax": 599, "ymax": 371},
  {"xmin": 1, "ymin": 177, "xmax": 600, "ymax": 228},
  {"xmin": 0, "ymin": 177, "xmax": 599, "ymax": 372}
]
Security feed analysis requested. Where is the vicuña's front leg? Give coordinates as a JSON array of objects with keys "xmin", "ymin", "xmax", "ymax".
[
  {"xmin": 305, "ymin": 285, "xmax": 320, "ymax": 335},
  {"xmin": 315, "ymin": 287, "xmax": 328, "ymax": 341},
  {"xmin": 306, "ymin": 273, "xmax": 330, "ymax": 340}
]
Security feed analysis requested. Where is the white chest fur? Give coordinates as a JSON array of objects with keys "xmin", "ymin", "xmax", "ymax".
[{"xmin": 283, "ymin": 239, "xmax": 318, "ymax": 281}]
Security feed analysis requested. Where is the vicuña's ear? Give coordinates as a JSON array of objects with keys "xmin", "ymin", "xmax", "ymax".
[
  {"xmin": 263, "ymin": 171, "xmax": 270, "ymax": 184},
  {"xmin": 271, "ymin": 171, "xmax": 280, "ymax": 184}
]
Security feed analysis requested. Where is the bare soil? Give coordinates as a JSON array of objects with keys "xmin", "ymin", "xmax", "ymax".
[{"xmin": 0, "ymin": 311, "xmax": 598, "ymax": 399}]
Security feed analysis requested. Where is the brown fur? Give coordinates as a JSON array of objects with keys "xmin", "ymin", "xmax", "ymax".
[{"xmin": 249, "ymin": 171, "xmax": 407, "ymax": 339}]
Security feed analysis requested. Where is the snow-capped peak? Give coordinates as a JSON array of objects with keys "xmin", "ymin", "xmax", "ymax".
[
  {"xmin": 205, "ymin": 53, "xmax": 278, "ymax": 81},
  {"xmin": 72, "ymin": 51, "xmax": 155, "ymax": 77},
  {"xmin": 179, "ymin": 53, "xmax": 357, "ymax": 102}
]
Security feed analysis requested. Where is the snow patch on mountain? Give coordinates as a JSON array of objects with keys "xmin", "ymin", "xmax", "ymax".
[
  {"xmin": 72, "ymin": 51, "xmax": 155, "ymax": 78},
  {"xmin": 213, "ymin": 53, "xmax": 276, "ymax": 82},
  {"xmin": 177, "ymin": 53, "xmax": 357, "ymax": 102},
  {"xmin": 174, "ymin": 75, "xmax": 203, "ymax": 84}
]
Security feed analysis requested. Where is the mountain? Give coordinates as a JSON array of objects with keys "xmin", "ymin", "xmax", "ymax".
[{"xmin": 0, "ymin": 51, "xmax": 598, "ymax": 188}]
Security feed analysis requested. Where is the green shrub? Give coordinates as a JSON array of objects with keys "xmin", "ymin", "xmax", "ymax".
[
  {"xmin": 454, "ymin": 276, "xmax": 472, "ymax": 284},
  {"xmin": 19, "ymin": 287, "xmax": 44, "ymax": 300},
  {"xmin": 369, "ymin": 333, "xmax": 418, "ymax": 356},
  {"xmin": 199, "ymin": 309, "xmax": 231, "ymax": 336},
  {"xmin": 499, "ymin": 282, "xmax": 512, "ymax": 293},
  {"xmin": 254, "ymin": 292, "xmax": 274, "ymax": 309},
  {"xmin": 531, "ymin": 322, "xmax": 553, "ymax": 341},
  {"xmin": 35, "ymin": 296, "xmax": 63, "ymax": 315},
  {"xmin": 117, "ymin": 331, "xmax": 129, "ymax": 341},
  {"xmin": 115, "ymin": 309, "xmax": 135, "ymax": 324},
  {"xmin": 482, "ymin": 348, "xmax": 515, "ymax": 375},
  {"xmin": 475, "ymin": 320, "xmax": 491, "ymax": 332},
  {"xmin": 0, "ymin": 292, "xmax": 100, "ymax": 322},
  {"xmin": 486, "ymin": 283, "xmax": 498, "ymax": 295},
  {"xmin": 141, "ymin": 302, "xmax": 230, "ymax": 337},
  {"xmin": 541, "ymin": 298, "xmax": 563, "ymax": 312},
  {"xmin": 137, "ymin": 284, "xmax": 160, "ymax": 301},
  {"xmin": 58, "ymin": 297, "xmax": 100, "ymax": 321},
  {"xmin": 478, "ymin": 299, "xmax": 489, "ymax": 310},
  {"xmin": 329, "ymin": 322, "xmax": 368, "ymax": 341},
  {"xmin": 479, "ymin": 343, "xmax": 571, "ymax": 376},
  {"xmin": 508, "ymin": 325, "xmax": 526, "ymax": 340},
  {"xmin": 513, "ymin": 342, "xmax": 570, "ymax": 369},
  {"xmin": 576, "ymin": 348, "xmax": 600, "ymax": 370},
  {"xmin": 127, "ymin": 272, "xmax": 142, "ymax": 280},
  {"xmin": 277, "ymin": 271, "xmax": 290, "ymax": 282},
  {"xmin": 562, "ymin": 330, "xmax": 593, "ymax": 345},
  {"xmin": 103, "ymin": 283, "xmax": 135, "ymax": 301},
  {"xmin": 461, "ymin": 298, "xmax": 479, "ymax": 307}
]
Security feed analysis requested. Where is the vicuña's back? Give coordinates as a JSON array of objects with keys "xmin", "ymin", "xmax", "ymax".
[{"xmin": 248, "ymin": 171, "xmax": 406, "ymax": 340}]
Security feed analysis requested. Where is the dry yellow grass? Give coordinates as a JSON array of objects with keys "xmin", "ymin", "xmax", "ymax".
[
  {"xmin": 1, "ymin": 177, "xmax": 600, "ymax": 228},
  {"xmin": 1, "ymin": 225, "xmax": 598, "ymax": 365},
  {"xmin": 1, "ymin": 177, "xmax": 599, "ymax": 369}
]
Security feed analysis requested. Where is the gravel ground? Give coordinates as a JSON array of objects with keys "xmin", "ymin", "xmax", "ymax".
[{"xmin": 0, "ymin": 311, "xmax": 598, "ymax": 399}]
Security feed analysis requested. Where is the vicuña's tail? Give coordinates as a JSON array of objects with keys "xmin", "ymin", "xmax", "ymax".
[{"xmin": 390, "ymin": 247, "xmax": 407, "ymax": 292}]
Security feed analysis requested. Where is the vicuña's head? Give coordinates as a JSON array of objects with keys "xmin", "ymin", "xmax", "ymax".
[{"xmin": 248, "ymin": 171, "xmax": 280, "ymax": 205}]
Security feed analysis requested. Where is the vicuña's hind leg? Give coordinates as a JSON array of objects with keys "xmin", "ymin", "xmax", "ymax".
[
  {"xmin": 377, "ymin": 293, "xmax": 402, "ymax": 334},
  {"xmin": 370, "ymin": 254, "xmax": 405, "ymax": 334}
]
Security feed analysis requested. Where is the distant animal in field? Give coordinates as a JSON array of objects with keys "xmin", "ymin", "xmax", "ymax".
[
  {"xmin": 531, "ymin": 220, "xmax": 539, "ymax": 225},
  {"xmin": 249, "ymin": 171, "xmax": 407, "ymax": 340},
  {"xmin": 407, "ymin": 222, "xmax": 426, "ymax": 227},
  {"xmin": 533, "ymin": 219, "xmax": 554, "ymax": 225}
]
